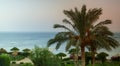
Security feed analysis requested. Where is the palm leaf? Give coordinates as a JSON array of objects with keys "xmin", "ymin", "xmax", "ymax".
[
  {"xmin": 94, "ymin": 20, "xmax": 112, "ymax": 28},
  {"xmin": 54, "ymin": 24, "xmax": 73, "ymax": 32},
  {"xmin": 65, "ymin": 38, "xmax": 77, "ymax": 51}
]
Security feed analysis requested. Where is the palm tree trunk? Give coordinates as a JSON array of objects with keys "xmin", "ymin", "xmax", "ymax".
[
  {"xmin": 81, "ymin": 45, "xmax": 85, "ymax": 66},
  {"xmin": 74, "ymin": 54, "xmax": 79, "ymax": 66},
  {"xmin": 91, "ymin": 50, "xmax": 95, "ymax": 66}
]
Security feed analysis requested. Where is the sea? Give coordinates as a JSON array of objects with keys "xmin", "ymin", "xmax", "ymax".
[
  {"xmin": 0, "ymin": 32, "xmax": 66, "ymax": 53},
  {"xmin": 0, "ymin": 32, "xmax": 120, "ymax": 58}
]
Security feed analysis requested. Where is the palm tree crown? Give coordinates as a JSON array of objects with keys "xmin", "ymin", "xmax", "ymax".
[{"xmin": 47, "ymin": 5, "xmax": 120, "ymax": 66}]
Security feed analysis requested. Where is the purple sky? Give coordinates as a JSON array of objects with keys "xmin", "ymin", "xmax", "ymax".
[{"xmin": 0, "ymin": 0, "xmax": 119, "ymax": 32}]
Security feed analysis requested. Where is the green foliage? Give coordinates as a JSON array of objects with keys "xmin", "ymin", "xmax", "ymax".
[
  {"xmin": 0, "ymin": 48, "xmax": 7, "ymax": 54},
  {"xmin": 69, "ymin": 48, "xmax": 79, "ymax": 54},
  {"xmin": 22, "ymin": 48, "xmax": 31, "ymax": 53},
  {"xmin": 47, "ymin": 32, "xmax": 73, "ymax": 51},
  {"xmin": 87, "ymin": 62, "xmax": 120, "ymax": 66},
  {"xmin": 47, "ymin": 4, "xmax": 120, "ymax": 66},
  {"xmin": 10, "ymin": 55, "xmax": 25, "ymax": 61},
  {"xmin": 63, "ymin": 57, "xmax": 71, "ymax": 61},
  {"xmin": 64, "ymin": 61, "xmax": 74, "ymax": 66},
  {"xmin": 20, "ymin": 62, "xmax": 24, "ymax": 64},
  {"xmin": 0, "ymin": 54, "xmax": 10, "ymax": 66},
  {"xmin": 22, "ymin": 63, "xmax": 33, "ymax": 66},
  {"xmin": 85, "ymin": 52, "xmax": 92, "ymax": 65},
  {"xmin": 11, "ymin": 61, "xmax": 16, "ymax": 64},
  {"xmin": 30, "ymin": 46, "xmax": 61, "ymax": 66},
  {"xmin": 22, "ymin": 52, "xmax": 31, "ymax": 57},
  {"xmin": 96, "ymin": 52, "xmax": 109, "ymax": 63},
  {"xmin": 56, "ymin": 52, "xmax": 66, "ymax": 60},
  {"xmin": 11, "ymin": 47, "xmax": 19, "ymax": 52}
]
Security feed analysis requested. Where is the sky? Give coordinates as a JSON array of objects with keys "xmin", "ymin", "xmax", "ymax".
[{"xmin": 0, "ymin": 0, "xmax": 120, "ymax": 32}]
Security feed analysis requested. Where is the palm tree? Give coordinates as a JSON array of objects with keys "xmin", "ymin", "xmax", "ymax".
[
  {"xmin": 86, "ymin": 20, "xmax": 120, "ymax": 66},
  {"xmin": 47, "ymin": 5, "xmax": 102, "ymax": 66},
  {"xmin": 85, "ymin": 52, "xmax": 92, "ymax": 65},
  {"xmin": 48, "ymin": 5, "xmax": 120, "ymax": 66},
  {"xmin": 11, "ymin": 47, "xmax": 19, "ymax": 52},
  {"xmin": 47, "ymin": 20, "xmax": 80, "ymax": 66},
  {"xmin": 22, "ymin": 48, "xmax": 31, "ymax": 57},
  {"xmin": 10, "ymin": 47, "xmax": 19, "ymax": 56},
  {"xmin": 69, "ymin": 48, "xmax": 80, "ymax": 66},
  {"xmin": 96, "ymin": 52, "xmax": 109, "ymax": 64},
  {"xmin": 0, "ymin": 48, "xmax": 7, "ymax": 54},
  {"xmin": 22, "ymin": 48, "xmax": 31, "ymax": 53},
  {"xmin": 56, "ymin": 52, "xmax": 66, "ymax": 60}
]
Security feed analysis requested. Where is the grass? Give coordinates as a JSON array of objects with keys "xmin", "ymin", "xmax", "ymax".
[
  {"xmin": 10, "ymin": 61, "xmax": 120, "ymax": 66},
  {"xmin": 87, "ymin": 61, "xmax": 120, "ymax": 66},
  {"xmin": 10, "ymin": 63, "xmax": 33, "ymax": 66}
]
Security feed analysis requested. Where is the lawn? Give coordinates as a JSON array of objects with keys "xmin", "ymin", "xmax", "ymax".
[
  {"xmin": 10, "ymin": 61, "xmax": 120, "ymax": 66},
  {"xmin": 87, "ymin": 62, "xmax": 120, "ymax": 66},
  {"xmin": 64, "ymin": 61, "xmax": 120, "ymax": 66}
]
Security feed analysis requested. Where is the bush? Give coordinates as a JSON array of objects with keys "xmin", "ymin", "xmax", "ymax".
[
  {"xmin": 0, "ymin": 54, "xmax": 10, "ymax": 66},
  {"xmin": 22, "ymin": 52, "xmax": 31, "ymax": 57},
  {"xmin": 11, "ymin": 61, "xmax": 16, "ymax": 64},
  {"xmin": 10, "ymin": 55, "xmax": 25, "ymax": 61},
  {"xmin": 20, "ymin": 62, "xmax": 24, "ymax": 64},
  {"xmin": 30, "ymin": 46, "xmax": 61, "ymax": 66},
  {"xmin": 22, "ymin": 63, "xmax": 33, "ymax": 66}
]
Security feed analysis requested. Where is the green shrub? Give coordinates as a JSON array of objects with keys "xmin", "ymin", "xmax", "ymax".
[
  {"xmin": 22, "ymin": 63, "xmax": 33, "ymax": 66},
  {"xmin": 20, "ymin": 62, "xmax": 24, "ymax": 64},
  {"xmin": 10, "ymin": 55, "xmax": 25, "ymax": 61},
  {"xmin": 30, "ymin": 46, "xmax": 61, "ymax": 66},
  {"xmin": 11, "ymin": 61, "xmax": 16, "ymax": 64},
  {"xmin": 0, "ymin": 54, "xmax": 10, "ymax": 66}
]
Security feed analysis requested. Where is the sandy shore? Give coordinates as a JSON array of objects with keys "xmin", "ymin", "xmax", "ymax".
[{"xmin": 12, "ymin": 58, "xmax": 33, "ymax": 64}]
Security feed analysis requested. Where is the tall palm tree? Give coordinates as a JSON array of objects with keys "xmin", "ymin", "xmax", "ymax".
[
  {"xmin": 47, "ymin": 24, "xmax": 80, "ymax": 66},
  {"xmin": 47, "ymin": 5, "xmax": 119, "ymax": 66},
  {"xmin": 86, "ymin": 20, "xmax": 120, "ymax": 66},
  {"xmin": 47, "ymin": 5, "xmax": 102, "ymax": 66}
]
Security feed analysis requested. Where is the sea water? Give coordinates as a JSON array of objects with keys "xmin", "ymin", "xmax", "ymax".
[
  {"xmin": 0, "ymin": 32, "xmax": 63, "ymax": 52},
  {"xmin": 0, "ymin": 32, "xmax": 119, "ymax": 58}
]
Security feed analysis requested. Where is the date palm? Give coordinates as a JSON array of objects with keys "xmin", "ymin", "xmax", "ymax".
[
  {"xmin": 87, "ymin": 22, "xmax": 120, "ymax": 66},
  {"xmin": 47, "ymin": 5, "xmax": 119, "ymax": 66},
  {"xmin": 47, "ymin": 5, "xmax": 102, "ymax": 66},
  {"xmin": 47, "ymin": 17, "xmax": 80, "ymax": 66}
]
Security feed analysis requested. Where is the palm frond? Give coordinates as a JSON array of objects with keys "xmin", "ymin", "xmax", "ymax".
[
  {"xmin": 63, "ymin": 8, "xmax": 84, "ymax": 35},
  {"xmin": 94, "ymin": 36, "xmax": 112, "ymax": 51},
  {"xmin": 92, "ymin": 25, "xmax": 113, "ymax": 36},
  {"xmin": 63, "ymin": 19, "xmax": 79, "ymax": 34},
  {"xmin": 54, "ymin": 24, "xmax": 73, "ymax": 32},
  {"xmin": 104, "ymin": 36, "xmax": 120, "ymax": 49},
  {"xmin": 47, "ymin": 32, "xmax": 72, "ymax": 50},
  {"xmin": 87, "ymin": 8, "xmax": 102, "ymax": 23},
  {"xmin": 65, "ymin": 38, "xmax": 77, "ymax": 51},
  {"xmin": 47, "ymin": 39, "xmax": 57, "ymax": 47},
  {"xmin": 56, "ymin": 42, "xmax": 62, "ymax": 50},
  {"xmin": 94, "ymin": 20, "xmax": 112, "ymax": 28}
]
